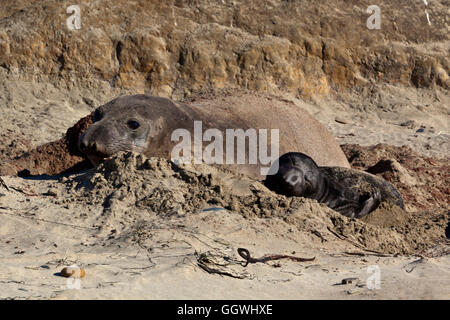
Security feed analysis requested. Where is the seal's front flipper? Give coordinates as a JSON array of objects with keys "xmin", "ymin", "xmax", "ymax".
[{"xmin": 356, "ymin": 190, "xmax": 381, "ymax": 218}]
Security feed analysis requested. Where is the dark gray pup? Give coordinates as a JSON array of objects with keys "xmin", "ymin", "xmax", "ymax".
[{"xmin": 264, "ymin": 152, "xmax": 404, "ymax": 218}]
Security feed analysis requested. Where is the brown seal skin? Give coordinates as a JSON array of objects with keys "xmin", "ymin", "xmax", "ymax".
[
  {"xmin": 78, "ymin": 94, "xmax": 350, "ymax": 180},
  {"xmin": 264, "ymin": 152, "xmax": 404, "ymax": 218}
]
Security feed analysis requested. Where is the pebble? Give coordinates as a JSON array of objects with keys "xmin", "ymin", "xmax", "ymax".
[
  {"xmin": 341, "ymin": 277, "xmax": 359, "ymax": 284},
  {"xmin": 46, "ymin": 188, "xmax": 58, "ymax": 196},
  {"xmin": 335, "ymin": 117, "xmax": 349, "ymax": 124},
  {"xmin": 60, "ymin": 266, "xmax": 86, "ymax": 278},
  {"xmin": 399, "ymin": 120, "xmax": 416, "ymax": 128}
]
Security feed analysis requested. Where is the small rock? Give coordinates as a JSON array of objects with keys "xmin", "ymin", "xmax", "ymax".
[
  {"xmin": 45, "ymin": 188, "xmax": 58, "ymax": 196},
  {"xmin": 399, "ymin": 120, "xmax": 416, "ymax": 128},
  {"xmin": 335, "ymin": 117, "xmax": 349, "ymax": 124},
  {"xmin": 60, "ymin": 266, "xmax": 86, "ymax": 278},
  {"xmin": 175, "ymin": 208, "xmax": 185, "ymax": 217},
  {"xmin": 341, "ymin": 277, "xmax": 359, "ymax": 284},
  {"xmin": 345, "ymin": 289, "xmax": 358, "ymax": 295},
  {"xmin": 82, "ymin": 97, "xmax": 95, "ymax": 107}
]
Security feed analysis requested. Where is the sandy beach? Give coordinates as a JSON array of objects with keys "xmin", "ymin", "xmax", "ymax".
[{"xmin": 0, "ymin": 0, "xmax": 449, "ymax": 300}]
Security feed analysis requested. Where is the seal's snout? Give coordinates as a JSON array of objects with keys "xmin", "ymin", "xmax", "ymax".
[
  {"xmin": 79, "ymin": 131, "xmax": 105, "ymax": 156},
  {"xmin": 283, "ymin": 169, "xmax": 303, "ymax": 186},
  {"xmin": 78, "ymin": 132, "xmax": 110, "ymax": 165},
  {"xmin": 79, "ymin": 139, "xmax": 97, "ymax": 154}
]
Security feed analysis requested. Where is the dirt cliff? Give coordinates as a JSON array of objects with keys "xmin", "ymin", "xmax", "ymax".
[{"xmin": 1, "ymin": 0, "xmax": 448, "ymax": 99}]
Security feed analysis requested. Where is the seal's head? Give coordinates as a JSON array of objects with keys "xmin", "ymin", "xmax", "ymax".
[
  {"xmin": 264, "ymin": 152, "xmax": 326, "ymax": 200},
  {"xmin": 78, "ymin": 94, "xmax": 177, "ymax": 165}
]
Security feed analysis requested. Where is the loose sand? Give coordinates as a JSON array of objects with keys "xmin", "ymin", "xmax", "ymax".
[{"xmin": 0, "ymin": 74, "xmax": 448, "ymax": 299}]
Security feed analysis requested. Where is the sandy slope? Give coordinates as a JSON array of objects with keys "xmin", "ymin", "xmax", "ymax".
[
  {"xmin": 0, "ymin": 149, "xmax": 448, "ymax": 300},
  {"xmin": 0, "ymin": 73, "xmax": 449, "ymax": 299},
  {"xmin": 0, "ymin": 0, "xmax": 449, "ymax": 301},
  {"xmin": 0, "ymin": 58, "xmax": 449, "ymax": 301},
  {"xmin": 0, "ymin": 181, "xmax": 448, "ymax": 299},
  {"xmin": 0, "ymin": 205, "xmax": 449, "ymax": 299}
]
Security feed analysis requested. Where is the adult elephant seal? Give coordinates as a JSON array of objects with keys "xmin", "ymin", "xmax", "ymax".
[
  {"xmin": 264, "ymin": 152, "xmax": 404, "ymax": 218},
  {"xmin": 78, "ymin": 93, "xmax": 350, "ymax": 180}
]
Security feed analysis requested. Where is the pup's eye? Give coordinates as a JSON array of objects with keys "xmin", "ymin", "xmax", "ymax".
[
  {"xmin": 92, "ymin": 109, "xmax": 103, "ymax": 122},
  {"xmin": 127, "ymin": 120, "xmax": 140, "ymax": 130}
]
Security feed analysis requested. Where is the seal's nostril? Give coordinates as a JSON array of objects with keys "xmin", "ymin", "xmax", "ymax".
[
  {"xmin": 79, "ymin": 141, "xmax": 87, "ymax": 152},
  {"xmin": 79, "ymin": 139, "xmax": 96, "ymax": 153},
  {"xmin": 83, "ymin": 141, "xmax": 97, "ymax": 153}
]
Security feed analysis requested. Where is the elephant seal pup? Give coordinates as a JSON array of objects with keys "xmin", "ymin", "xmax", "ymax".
[
  {"xmin": 264, "ymin": 152, "xmax": 404, "ymax": 218},
  {"xmin": 78, "ymin": 94, "xmax": 350, "ymax": 180}
]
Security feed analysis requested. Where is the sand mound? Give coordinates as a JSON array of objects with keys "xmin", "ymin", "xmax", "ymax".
[
  {"xmin": 342, "ymin": 143, "xmax": 450, "ymax": 212},
  {"xmin": 60, "ymin": 152, "xmax": 447, "ymax": 256},
  {"xmin": 0, "ymin": 113, "xmax": 93, "ymax": 177},
  {"xmin": 1, "ymin": 118, "xmax": 447, "ymax": 256}
]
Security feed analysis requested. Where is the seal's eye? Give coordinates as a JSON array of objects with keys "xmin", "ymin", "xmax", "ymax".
[
  {"xmin": 127, "ymin": 120, "xmax": 140, "ymax": 130},
  {"xmin": 92, "ymin": 109, "xmax": 103, "ymax": 122}
]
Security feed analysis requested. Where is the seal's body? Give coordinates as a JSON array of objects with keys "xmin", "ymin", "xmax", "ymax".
[
  {"xmin": 264, "ymin": 152, "xmax": 404, "ymax": 218},
  {"xmin": 79, "ymin": 94, "xmax": 350, "ymax": 179}
]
